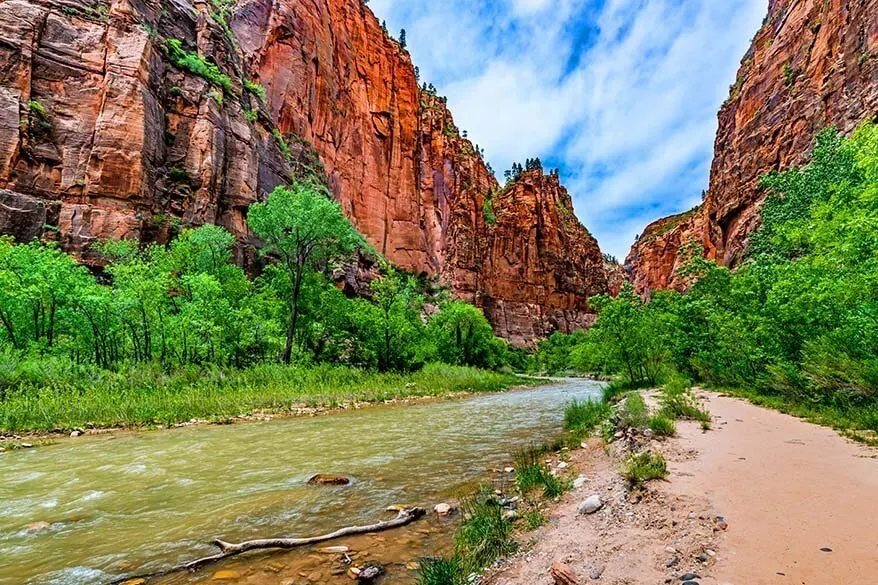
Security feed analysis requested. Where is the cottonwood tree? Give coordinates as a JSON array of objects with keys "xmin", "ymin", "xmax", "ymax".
[{"xmin": 247, "ymin": 182, "xmax": 363, "ymax": 364}]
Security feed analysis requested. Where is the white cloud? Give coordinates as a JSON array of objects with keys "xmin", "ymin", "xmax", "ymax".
[{"xmin": 370, "ymin": 0, "xmax": 768, "ymax": 259}]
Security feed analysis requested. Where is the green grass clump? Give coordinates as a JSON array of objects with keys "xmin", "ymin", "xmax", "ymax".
[
  {"xmin": 165, "ymin": 38, "xmax": 234, "ymax": 94},
  {"xmin": 659, "ymin": 376, "xmax": 710, "ymax": 423},
  {"xmin": 616, "ymin": 391, "xmax": 649, "ymax": 429},
  {"xmin": 272, "ymin": 127, "xmax": 292, "ymax": 161},
  {"xmin": 0, "ymin": 361, "xmax": 528, "ymax": 433},
  {"xmin": 512, "ymin": 445, "xmax": 570, "ymax": 498},
  {"xmin": 416, "ymin": 557, "xmax": 462, "ymax": 585},
  {"xmin": 647, "ymin": 414, "xmax": 676, "ymax": 437},
  {"xmin": 622, "ymin": 451, "xmax": 668, "ymax": 487},
  {"xmin": 524, "ymin": 509, "xmax": 548, "ymax": 530},
  {"xmin": 564, "ymin": 398, "xmax": 611, "ymax": 433},
  {"xmin": 455, "ymin": 489, "xmax": 517, "ymax": 573}
]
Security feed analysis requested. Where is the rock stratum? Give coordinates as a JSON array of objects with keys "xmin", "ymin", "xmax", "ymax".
[
  {"xmin": 0, "ymin": 0, "xmax": 609, "ymax": 344},
  {"xmin": 627, "ymin": 0, "xmax": 878, "ymax": 292}
]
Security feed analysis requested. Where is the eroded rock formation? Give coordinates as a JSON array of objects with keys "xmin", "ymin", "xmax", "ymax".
[
  {"xmin": 627, "ymin": 0, "xmax": 878, "ymax": 292},
  {"xmin": 0, "ymin": 0, "xmax": 609, "ymax": 343}
]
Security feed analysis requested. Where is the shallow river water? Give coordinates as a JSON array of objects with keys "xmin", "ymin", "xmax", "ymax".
[{"xmin": 0, "ymin": 378, "xmax": 603, "ymax": 585}]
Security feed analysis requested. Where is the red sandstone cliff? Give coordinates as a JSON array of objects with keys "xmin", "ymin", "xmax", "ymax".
[
  {"xmin": 627, "ymin": 0, "xmax": 878, "ymax": 292},
  {"xmin": 0, "ymin": 0, "xmax": 608, "ymax": 343}
]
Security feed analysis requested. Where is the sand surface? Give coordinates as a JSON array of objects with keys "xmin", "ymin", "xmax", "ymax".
[{"xmin": 485, "ymin": 391, "xmax": 878, "ymax": 585}]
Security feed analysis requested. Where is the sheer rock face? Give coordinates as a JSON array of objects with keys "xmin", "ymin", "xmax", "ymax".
[
  {"xmin": 0, "ymin": 0, "xmax": 609, "ymax": 343},
  {"xmin": 627, "ymin": 0, "xmax": 878, "ymax": 292}
]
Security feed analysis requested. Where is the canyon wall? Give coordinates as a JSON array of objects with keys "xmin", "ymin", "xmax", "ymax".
[
  {"xmin": 627, "ymin": 0, "xmax": 878, "ymax": 292},
  {"xmin": 0, "ymin": 0, "xmax": 608, "ymax": 343}
]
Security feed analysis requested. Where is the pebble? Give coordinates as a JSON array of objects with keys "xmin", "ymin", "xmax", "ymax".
[
  {"xmin": 666, "ymin": 557, "xmax": 680, "ymax": 568},
  {"xmin": 557, "ymin": 461, "xmax": 569, "ymax": 469},
  {"xmin": 665, "ymin": 547, "xmax": 677, "ymax": 554},
  {"xmin": 820, "ymin": 547, "xmax": 833, "ymax": 553},
  {"xmin": 577, "ymin": 495, "xmax": 603, "ymax": 515},
  {"xmin": 573, "ymin": 476, "xmax": 589, "ymax": 489},
  {"xmin": 70, "ymin": 431, "xmax": 81, "ymax": 437},
  {"xmin": 679, "ymin": 573, "xmax": 700, "ymax": 581},
  {"xmin": 504, "ymin": 467, "xmax": 515, "ymax": 473}
]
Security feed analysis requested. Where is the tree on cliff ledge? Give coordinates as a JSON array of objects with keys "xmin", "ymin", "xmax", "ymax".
[{"xmin": 248, "ymin": 183, "xmax": 363, "ymax": 364}]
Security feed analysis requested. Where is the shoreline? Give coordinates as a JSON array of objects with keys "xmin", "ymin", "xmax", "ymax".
[
  {"xmin": 0, "ymin": 377, "xmax": 549, "ymax": 450},
  {"xmin": 485, "ymin": 389, "xmax": 878, "ymax": 585}
]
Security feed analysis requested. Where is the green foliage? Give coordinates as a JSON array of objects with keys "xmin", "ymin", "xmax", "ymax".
[
  {"xmin": 428, "ymin": 300, "xmax": 508, "ymax": 369},
  {"xmin": 563, "ymin": 398, "xmax": 611, "ymax": 433},
  {"xmin": 512, "ymin": 446, "xmax": 569, "ymax": 498},
  {"xmin": 622, "ymin": 451, "xmax": 668, "ymax": 487},
  {"xmin": 524, "ymin": 509, "xmax": 548, "ymax": 530},
  {"xmin": 165, "ymin": 38, "xmax": 234, "ymax": 94},
  {"xmin": 248, "ymin": 182, "xmax": 363, "ymax": 364},
  {"xmin": 647, "ymin": 414, "xmax": 676, "ymax": 437},
  {"xmin": 243, "ymin": 78, "xmax": 266, "ymax": 101},
  {"xmin": 416, "ymin": 557, "xmax": 462, "ymax": 585},
  {"xmin": 615, "ymin": 391, "xmax": 649, "ymax": 430},
  {"xmin": 455, "ymin": 489, "xmax": 517, "ymax": 573},
  {"xmin": 483, "ymin": 192, "xmax": 496, "ymax": 225},
  {"xmin": 272, "ymin": 128, "xmax": 292, "ymax": 161},
  {"xmin": 532, "ymin": 122, "xmax": 878, "ymax": 441},
  {"xmin": 0, "ymin": 362, "xmax": 522, "ymax": 432}
]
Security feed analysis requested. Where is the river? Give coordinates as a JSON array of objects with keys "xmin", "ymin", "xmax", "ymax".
[{"xmin": 0, "ymin": 378, "xmax": 603, "ymax": 585}]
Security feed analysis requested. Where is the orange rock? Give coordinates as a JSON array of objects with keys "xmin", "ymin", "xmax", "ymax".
[{"xmin": 549, "ymin": 561, "xmax": 579, "ymax": 585}]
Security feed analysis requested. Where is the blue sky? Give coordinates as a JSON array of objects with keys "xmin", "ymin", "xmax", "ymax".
[{"xmin": 368, "ymin": 0, "xmax": 767, "ymax": 260}]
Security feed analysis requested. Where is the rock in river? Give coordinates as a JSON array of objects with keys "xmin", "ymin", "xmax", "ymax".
[
  {"xmin": 434, "ymin": 503, "xmax": 454, "ymax": 516},
  {"xmin": 307, "ymin": 474, "xmax": 351, "ymax": 486}
]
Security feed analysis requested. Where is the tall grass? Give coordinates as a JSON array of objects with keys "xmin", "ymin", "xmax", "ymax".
[
  {"xmin": 659, "ymin": 375, "xmax": 711, "ymax": 423},
  {"xmin": 512, "ymin": 445, "xmax": 569, "ymax": 497},
  {"xmin": 622, "ymin": 451, "xmax": 668, "ymax": 487},
  {"xmin": 455, "ymin": 489, "xmax": 517, "ymax": 573},
  {"xmin": 0, "ymin": 361, "xmax": 528, "ymax": 433},
  {"xmin": 563, "ymin": 398, "xmax": 611, "ymax": 432}
]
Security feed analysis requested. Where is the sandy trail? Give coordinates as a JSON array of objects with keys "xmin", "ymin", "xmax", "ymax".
[
  {"xmin": 672, "ymin": 392, "xmax": 878, "ymax": 585},
  {"xmin": 485, "ymin": 391, "xmax": 878, "ymax": 585}
]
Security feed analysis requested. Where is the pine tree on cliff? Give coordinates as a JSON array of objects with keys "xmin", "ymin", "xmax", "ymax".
[{"xmin": 399, "ymin": 29, "xmax": 407, "ymax": 49}]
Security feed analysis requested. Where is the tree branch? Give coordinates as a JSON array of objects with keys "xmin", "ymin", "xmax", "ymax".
[{"xmin": 109, "ymin": 507, "xmax": 426, "ymax": 584}]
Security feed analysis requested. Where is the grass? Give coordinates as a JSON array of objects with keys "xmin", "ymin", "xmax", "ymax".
[
  {"xmin": 512, "ymin": 445, "xmax": 570, "ymax": 498},
  {"xmin": 564, "ymin": 398, "xmax": 611, "ymax": 433},
  {"xmin": 455, "ymin": 488, "xmax": 517, "ymax": 573},
  {"xmin": 416, "ymin": 557, "xmax": 462, "ymax": 585},
  {"xmin": 0, "ymin": 361, "xmax": 531, "ymax": 433},
  {"xmin": 524, "ymin": 509, "xmax": 548, "ymax": 530},
  {"xmin": 648, "ymin": 413, "xmax": 677, "ymax": 437},
  {"xmin": 616, "ymin": 391, "xmax": 649, "ymax": 429},
  {"xmin": 622, "ymin": 451, "xmax": 668, "ymax": 487},
  {"xmin": 659, "ymin": 376, "xmax": 711, "ymax": 423},
  {"xmin": 243, "ymin": 78, "xmax": 266, "ymax": 101}
]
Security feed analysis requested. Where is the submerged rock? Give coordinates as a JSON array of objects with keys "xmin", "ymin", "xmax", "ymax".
[{"xmin": 308, "ymin": 474, "xmax": 351, "ymax": 486}]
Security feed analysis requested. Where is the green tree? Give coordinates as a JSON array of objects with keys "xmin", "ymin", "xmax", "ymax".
[{"xmin": 247, "ymin": 182, "xmax": 363, "ymax": 363}]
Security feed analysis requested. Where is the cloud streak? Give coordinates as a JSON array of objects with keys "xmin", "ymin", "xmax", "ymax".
[{"xmin": 370, "ymin": 0, "xmax": 767, "ymax": 259}]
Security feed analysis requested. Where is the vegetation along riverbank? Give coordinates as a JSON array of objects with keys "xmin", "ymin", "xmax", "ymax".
[
  {"xmin": 531, "ymin": 124, "xmax": 878, "ymax": 444},
  {"xmin": 0, "ymin": 179, "xmax": 531, "ymax": 436}
]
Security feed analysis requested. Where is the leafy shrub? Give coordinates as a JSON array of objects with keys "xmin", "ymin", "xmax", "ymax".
[
  {"xmin": 659, "ymin": 377, "xmax": 710, "ymax": 423},
  {"xmin": 622, "ymin": 451, "xmax": 668, "ymax": 486},
  {"xmin": 455, "ymin": 488, "xmax": 517, "ymax": 572},
  {"xmin": 165, "ymin": 38, "xmax": 234, "ymax": 94},
  {"xmin": 243, "ymin": 78, "xmax": 266, "ymax": 101},
  {"xmin": 616, "ymin": 392, "xmax": 649, "ymax": 430}
]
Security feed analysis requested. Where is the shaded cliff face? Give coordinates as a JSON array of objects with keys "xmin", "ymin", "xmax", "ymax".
[
  {"xmin": 0, "ymin": 0, "xmax": 609, "ymax": 343},
  {"xmin": 628, "ymin": 0, "xmax": 878, "ymax": 292}
]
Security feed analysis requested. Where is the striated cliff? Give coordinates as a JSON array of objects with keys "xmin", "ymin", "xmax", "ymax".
[
  {"xmin": 0, "ymin": 0, "xmax": 608, "ymax": 343},
  {"xmin": 627, "ymin": 0, "xmax": 878, "ymax": 292}
]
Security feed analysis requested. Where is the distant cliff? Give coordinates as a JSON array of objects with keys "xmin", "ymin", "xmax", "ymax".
[
  {"xmin": 0, "ymin": 0, "xmax": 608, "ymax": 343},
  {"xmin": 627, "ymin": 0, "xmax": 878, "ymax": 291}
]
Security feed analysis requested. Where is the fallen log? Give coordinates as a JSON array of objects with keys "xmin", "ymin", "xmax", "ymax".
[{"xmin": 110, "ymin": 507, "xmax": 426, "ymax": 584}]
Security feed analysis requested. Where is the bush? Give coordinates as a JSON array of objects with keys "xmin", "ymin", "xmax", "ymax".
[
  {"xmin": 622, "ymin": 451, "xmax": 668, "ymax": 486},
  {"xmin": 659, "ymin": 377, "xmax": 710, "ymax": 423},
  {"xmin": 616, "ymin": 392, "xmax": 649, "ymax": 430}
]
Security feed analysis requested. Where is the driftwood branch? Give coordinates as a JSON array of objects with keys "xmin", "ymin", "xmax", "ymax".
[{"xmin": 110, "ymin": 507, "xmax": 425, "ymax": 584}]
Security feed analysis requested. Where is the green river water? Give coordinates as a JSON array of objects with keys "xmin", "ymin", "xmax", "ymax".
[{"xmin": 0, "ymin": 378, "xmax": 603, "ymax": 585}]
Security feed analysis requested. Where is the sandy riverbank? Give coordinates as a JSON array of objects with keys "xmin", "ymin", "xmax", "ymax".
[{"xmin": 485, "ymin": 390, "xmax": 878, "ymax": 585}]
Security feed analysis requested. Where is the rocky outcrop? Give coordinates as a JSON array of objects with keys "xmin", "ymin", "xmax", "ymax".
[
  {"xmin": 0, "ymin": 0, "xmax": 609, "ymax": 343},
  {"xmin": 628, "ymin": 0, "xmax": 878, "ymax": 292},
  {"xmin": 452, "ymin": 169, "xmax": 607, "ymax": 345},
  {"xmin": 626, "ymin": 206, "xmax": 707, "ymax": 293}
]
